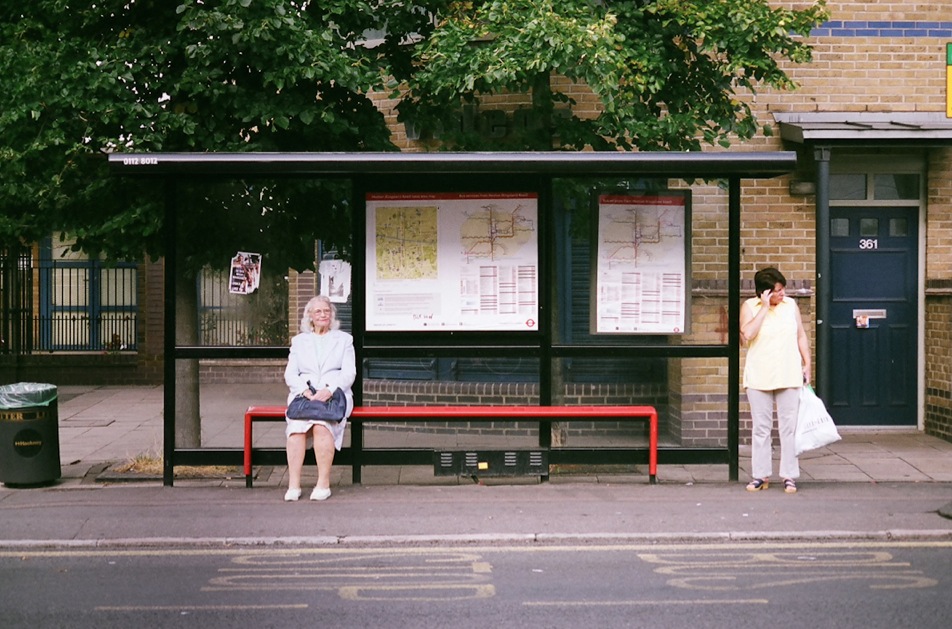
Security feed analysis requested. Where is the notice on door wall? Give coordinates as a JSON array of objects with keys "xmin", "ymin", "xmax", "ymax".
[
  {"xmin": 594, "ymin": 192, "xmax": 690, "ymax": 334},
  {"xmin": 365, "ymin": 192, "xmax": 539, "ymax": 331}
]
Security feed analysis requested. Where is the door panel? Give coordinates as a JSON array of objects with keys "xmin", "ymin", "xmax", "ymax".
[
  {"xmin": 888, "ymin": 324, "xmax": 911, "ymax": 406},
  {"xmin": 829, "ymin": 207, "xmax": 917, "ymax": 426}
]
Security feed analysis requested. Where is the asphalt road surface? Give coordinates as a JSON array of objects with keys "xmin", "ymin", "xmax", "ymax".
[{"xmin": 2, "ymin": 540, "xmax": 949, "ymax": 629}]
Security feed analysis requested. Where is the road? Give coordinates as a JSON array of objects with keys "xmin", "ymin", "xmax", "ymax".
[{"xmin": 2, "ymin": 540, "xmax": 949, "ymax": 628}]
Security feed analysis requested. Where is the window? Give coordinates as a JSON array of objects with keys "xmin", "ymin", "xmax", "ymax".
[
  {"xmin": 874, "ymin": 174, "xmax": 919, "ymax": 200},
  {"xmin": 889, "ymin": 218, "xmax": 908, "ymax": 237},
  {"xmin": 831, "ymin": 218, "xmax": 850, "ymax": 237},
  {"xmin": 39, "ymin": 236, "xmax": 138, "ymax": 352},
  {"xmin": 859, "ymin": 218, "xmax": 879, "ymax": 237},
  {"xmin": 830, "ymin": 174, "xmax": 866, "ymax": 200}
]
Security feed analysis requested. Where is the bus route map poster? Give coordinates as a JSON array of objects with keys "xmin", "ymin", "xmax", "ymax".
[
  {"xmin": 594, "ymin": 191, "xmax": 691, "ymax": 334},
  {"xmin": 365, "ymin": 192, "xmax": 539, "ymax": 331}
]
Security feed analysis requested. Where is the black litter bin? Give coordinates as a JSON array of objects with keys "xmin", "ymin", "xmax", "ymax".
[{"xmin": 0, "ymin": 382, "xmax": 61, "ymax": 486}]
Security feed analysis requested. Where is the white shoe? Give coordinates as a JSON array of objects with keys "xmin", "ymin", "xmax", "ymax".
[
  {"xmin": 310, "ymin": 486, "xmax": 331, "ymax": 501},
  {"xmin": 284, "ymin": 488, "xmax": 302, "ymax": 502}
]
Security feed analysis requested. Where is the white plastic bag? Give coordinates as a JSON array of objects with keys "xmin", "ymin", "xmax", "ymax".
[{"xmin": 795, "ymin": 385, "xmax": 841, "ymax": 456}]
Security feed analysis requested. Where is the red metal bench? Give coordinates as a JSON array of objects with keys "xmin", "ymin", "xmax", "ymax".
[{"xmin": 244, "ymin": 405, "xmax": 658, "ymax": 488}]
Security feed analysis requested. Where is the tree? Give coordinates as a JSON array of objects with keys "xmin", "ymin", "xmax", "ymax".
[
  {"xmin": 1, "ymin": 0, "xmax": 451, "ymax": 255},
  {"xmin": 398, "ymin": 0, "xmax": 829, "ymax": 151},
  {"xmin": 0, "ymin": 0, "xmax": 449, "ymax": 446}
]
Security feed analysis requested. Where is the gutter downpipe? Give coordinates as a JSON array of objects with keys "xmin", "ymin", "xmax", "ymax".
[{"xmin": 814, "ymin": 146, "xmax": 832, "ymax": 400}]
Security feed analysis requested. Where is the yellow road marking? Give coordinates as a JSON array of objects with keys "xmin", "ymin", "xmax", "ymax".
[
  {"xmin": 525, "ymin": 599, "xmax": 769, "ymax": 606},
  {"xmin": 96, "ymin": 604, "xmax": 308, "ymax": 611},
  {"xmin": 338, "ymin": 584, "xmax": 496, "ymax": 601}
]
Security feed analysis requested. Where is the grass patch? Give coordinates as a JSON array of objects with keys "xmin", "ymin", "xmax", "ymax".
[{"xmin": 112, "ymin": 451, "xmax": 242, "ymax": 478}]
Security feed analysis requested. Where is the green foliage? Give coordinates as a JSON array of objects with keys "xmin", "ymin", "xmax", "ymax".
[
  {"xmin": 174, "ymin": 178, "xmax": 352, "ymax": 276},
  {"xmin": 399, "ymin": 0, "xmax": 829, "ymax": 151}
]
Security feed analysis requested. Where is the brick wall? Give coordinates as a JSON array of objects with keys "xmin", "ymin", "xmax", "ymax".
[
  {"xmin": 926, "ymin": 150, "xmax": 952, "ymax": 279},
  {"xmin": 359, "ymin": 379, "xmax": 665, "ymax": 439},
  {"xmin": 236, "ymin": 3, "xmax": 952, "ymax": 447},
  {"xmin": 762, "ymin": 2, "xmax": 951, "ymax": 113},
  {"xmin": 199, "ymin": 359, "xmax": 285, "ymax": 384},
  {"xmin": 924, "ymin": 143, "xmax": 952, "ymax": 439},
  {"xmin": 287, "ymin": 268, "xmax": 318, "ymax": 337},
  {"xmin": 723, "ymin": 1, "xmax": 950, "ymax": 442},
  {"xmin": 0, "ymin": 354, "xmax": 142, "ymax": 386},
  {"xmin": 136, "ymin": 258, "xmax": 165, "ymax": 384},
  {"xmin": 926, "ymin": 295, "xmax": 952, "ymax": 441}
]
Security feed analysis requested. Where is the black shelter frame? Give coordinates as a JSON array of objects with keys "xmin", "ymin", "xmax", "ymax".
[{"xmin": 109, "ymin": 151, "xmax": 798, "ymax": 486}]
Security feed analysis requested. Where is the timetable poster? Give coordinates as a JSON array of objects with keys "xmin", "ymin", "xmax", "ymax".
[
  {"xmin": 365, "ymin": 192, "xmax": 539, "ymax": 331},
  {"xmin": 594, "ymin": 192, "xmax": 690, "ymax": 334}
]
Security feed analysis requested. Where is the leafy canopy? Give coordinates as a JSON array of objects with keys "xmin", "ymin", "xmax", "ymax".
[
  {"xmin": 0, "ymin": 0, "xmax": 448, "ymax": 264},
  {"xmin": 0, "ymin": 0, "xmax": 827, "ymax": 261},
  {"xmin": 399, "ymin": 0, "xmax": 829, "ymax": 150}
]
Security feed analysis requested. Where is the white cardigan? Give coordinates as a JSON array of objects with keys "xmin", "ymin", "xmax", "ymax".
[{"xmin": 284, "ymin": 329, "xmax": 356, "ymax": 417}]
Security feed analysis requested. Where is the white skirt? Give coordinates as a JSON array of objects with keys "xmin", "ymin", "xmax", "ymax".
[{"xmin": 285, "ymin": 416, "xmax": 347, "ymax": 451}]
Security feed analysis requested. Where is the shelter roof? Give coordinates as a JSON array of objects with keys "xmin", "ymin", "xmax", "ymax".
[{"xmin": 108, "ymin": 151, "xmax": 796, "ymax": 179}]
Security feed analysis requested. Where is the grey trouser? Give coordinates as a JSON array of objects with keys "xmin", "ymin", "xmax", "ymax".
[{"xmin": 746, "ymin": 387, "xmax": 800, "ymax": 480}]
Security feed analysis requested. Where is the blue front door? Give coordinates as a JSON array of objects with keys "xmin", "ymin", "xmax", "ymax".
[{"xmin": 829, "ymin": 206, "xmax": 917, "ymax": 426}]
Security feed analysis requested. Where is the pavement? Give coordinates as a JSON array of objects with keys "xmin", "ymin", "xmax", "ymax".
[{"xmin": 1, "ymin": 384, "xmax": 951, "ymax": 548}]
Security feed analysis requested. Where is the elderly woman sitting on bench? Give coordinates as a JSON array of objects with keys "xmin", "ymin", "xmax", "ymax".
[{"xmin": 283, "ymin": 295, "xmax": 356, "ymax": 502}]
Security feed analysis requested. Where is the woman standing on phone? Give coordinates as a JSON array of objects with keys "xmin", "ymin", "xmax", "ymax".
[{"xmin": 740, "ymin": 267, "xmax": 811, "ymax": 494}]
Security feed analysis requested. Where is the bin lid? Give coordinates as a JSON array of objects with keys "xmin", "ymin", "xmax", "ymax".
[{"xmin": 0, "ymin": 382, "xmax": 57, "ymax": 408}]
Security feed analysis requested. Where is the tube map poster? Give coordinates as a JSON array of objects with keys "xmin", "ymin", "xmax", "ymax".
[
  {"xmin": 366, "ymin": 192, "xmax": 539, "ymax": 331},
  {"xmin": 595, "ymin": 193, "xmax": 689, "ymax": 334}
]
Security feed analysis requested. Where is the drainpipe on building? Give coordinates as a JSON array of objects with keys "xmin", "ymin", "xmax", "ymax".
[{"xmin": 814, "ymin": 146, "xmax": 832, "ymax": 400}]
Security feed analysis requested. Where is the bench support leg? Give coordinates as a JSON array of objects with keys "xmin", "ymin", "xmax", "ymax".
[
  {"xmin": 244, "ymin": 412, "xmax": 254, "ymax": 488},
  {"xmin": 649, "ymin": 410, "xmax": 658, "ymax": 484},
  {"xmin": 351, "ymin": 421, "xmax": 363, "ymax": 485}
]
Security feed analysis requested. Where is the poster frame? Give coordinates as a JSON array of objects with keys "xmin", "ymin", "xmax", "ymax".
[
  {"xmin": 361, "ymin": 176, "xmax": 544, "ymax": 335},
  {"xmin": 590, "ymin": 189, "xmax": 692, "ymax": 335}
]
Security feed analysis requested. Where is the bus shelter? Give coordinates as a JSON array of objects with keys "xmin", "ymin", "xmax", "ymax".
[{"xmin": 109, "ymin": 151, "xmax": 798, "ymax": 486}]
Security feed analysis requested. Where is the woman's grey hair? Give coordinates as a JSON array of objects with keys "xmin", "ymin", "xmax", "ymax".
[{"xmin": 299, "ymin": 295, "xmax": 340, "ymax": 333}]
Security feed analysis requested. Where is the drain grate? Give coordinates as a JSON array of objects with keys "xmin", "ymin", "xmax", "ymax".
[{"xmin": 434, "ymin": 450, "xmax": 548, "ymax": 476}]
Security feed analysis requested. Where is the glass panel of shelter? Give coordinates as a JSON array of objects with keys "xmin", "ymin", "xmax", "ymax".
[{"xmin": 174, "ymin": 173, "xmax": 738, "ymax": 457}]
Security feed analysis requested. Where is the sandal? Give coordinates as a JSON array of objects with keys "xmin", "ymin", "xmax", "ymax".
[
  {"xmin": 746, "ymin": 478, "xmax": 769, "ymax": 492},
  {"xmin": 783, "ymin": 479, "xmax": 798, "ymax": 494}
]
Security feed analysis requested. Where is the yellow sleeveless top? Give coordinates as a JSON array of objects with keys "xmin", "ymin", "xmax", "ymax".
[{"xmin": 743, "ymin": 297, "xmax": 803, "ymax": 390}]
